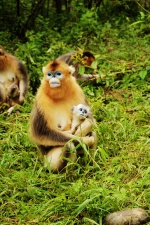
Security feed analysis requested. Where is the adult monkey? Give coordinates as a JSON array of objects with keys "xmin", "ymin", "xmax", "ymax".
[
  {"xmin": 0, "ymin": 45, "xmax": 29, "ymax": 114},
  {"xmin": 57, "ymin": 51, "xmax": 99, "ymax": 82},
  {"xmin": 30, "ymin": 60, "xmax": 97, "ymax": 173}
]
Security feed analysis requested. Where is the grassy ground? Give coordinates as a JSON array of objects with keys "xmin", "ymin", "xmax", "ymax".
[{"xmin": 0, "ymin": 28, "xmax": 150, "ymax": 224}]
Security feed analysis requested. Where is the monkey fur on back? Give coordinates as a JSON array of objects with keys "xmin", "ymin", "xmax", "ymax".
[
  {"xmin": 57, "ymin": 51, "xmax": 99, "ymax": 81},
  {"xmin": 30, "ymin": 60, "xmax": 97, "ymax": 172}
]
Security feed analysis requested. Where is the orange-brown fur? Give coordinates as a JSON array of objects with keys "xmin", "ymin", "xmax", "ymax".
[{"xmin": 30, "ymin": 60, "xmax": 97, "ymax": 172}]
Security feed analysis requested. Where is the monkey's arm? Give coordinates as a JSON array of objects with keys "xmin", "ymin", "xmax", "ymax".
[
  {"xmin": 76, "ymin": 74, "xmax": 99, "ymax": 81},
  {"xmin": 30, "ymin": 106, "xmax": 94, "ymax": 147},
  {"xmin": 65, "ymin": 118, "xmax": 81, "ymax": 134},
  {"xmin": 74, "ymin": 118, "xmax": 94, "ymax": 137},
  {"xmin": 16, "ymin": 60, "xmax": 29, "ymax": 104}
]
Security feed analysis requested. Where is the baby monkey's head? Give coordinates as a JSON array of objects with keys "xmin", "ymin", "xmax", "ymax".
[{"xmin": 72, "ymin": 104, "xmax": 90, "ymax": 120}]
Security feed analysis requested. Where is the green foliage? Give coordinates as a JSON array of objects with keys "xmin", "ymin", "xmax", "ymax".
[
  {"xmin": 128, "ymin": 11, "xmax": 150, "ymax": 46},
  {"xmin": 0, "ymin": 1, "xmax": 150, "ymax": 94}
]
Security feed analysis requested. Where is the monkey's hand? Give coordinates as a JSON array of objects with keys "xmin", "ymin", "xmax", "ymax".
[
  {"xmin": 91, "ymin": 74, "xmax": 105, "ymax": 80},
  {"xmin": 92, "ymin": 74, "xmax": 99, "ymax": 80},
  {"xmin": 80, "ymin": 136, "xmax": 94, "ymax": 147},
  {"xmin": 74, "ymin": 118, "xmax": 93, "ymax": 137},
  {"xmin": 81, "ymin": 74, "xmax": 99, "ymax": 80},
  {"xmin": 7, "ymin": 106, "xmax": 15, "ymax": 115}
]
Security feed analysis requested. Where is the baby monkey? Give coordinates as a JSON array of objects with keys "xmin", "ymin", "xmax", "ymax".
[
  {"xmin": 6, "ymin": 79, "xmax": 20, "ymax": 99},
  {"xmin": 67, "ymin": 104, "xmax": 93, "ymax": 136},
  {"xmin": 4, "ymin": 79, "xmax": 20, "ymax": 114}
]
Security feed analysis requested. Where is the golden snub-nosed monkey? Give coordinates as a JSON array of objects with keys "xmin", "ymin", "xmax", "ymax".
[{"xmin": 29, "ymin": 60, "xmax": 97, "ymax": 173}]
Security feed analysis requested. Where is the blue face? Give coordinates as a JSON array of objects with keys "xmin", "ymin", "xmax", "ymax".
[
  {"xmin": 46, "ymin": 71, "xmax": 63, "ymax": 79},
  {"xmin": 46, "ymin": 71, "xmax": 64, "ymax": 88},
  {"xmin": 78, "ymin": 107, "xmax": 88, "ymax": 117}
]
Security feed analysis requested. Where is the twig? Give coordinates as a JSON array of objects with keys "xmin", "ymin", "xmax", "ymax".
[{"xmin": 135, "ymin": 1, "xmax": 150, "ymax": 14}]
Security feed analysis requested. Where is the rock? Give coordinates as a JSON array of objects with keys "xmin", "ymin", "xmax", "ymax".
[{"xmin": 104, "ymin": 208, "xmax": 150, "ymax": 225}]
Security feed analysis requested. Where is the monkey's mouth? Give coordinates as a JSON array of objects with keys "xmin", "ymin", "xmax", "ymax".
[
  {"xmin": 50, "ymin": 82, "xmax": 60, "ymax": 88},
  {"xmin": 79, "ymin": 114, "xmax": 85, "ymax": 118}
]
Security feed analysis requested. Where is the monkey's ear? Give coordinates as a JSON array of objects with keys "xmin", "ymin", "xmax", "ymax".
[
  {"xmin": 69, "ymin": 65, "xmax": 75, "ymax": 75},
  {"xmin": 42, "ymin": 66, "xmax": 46, "ymax": 73}
]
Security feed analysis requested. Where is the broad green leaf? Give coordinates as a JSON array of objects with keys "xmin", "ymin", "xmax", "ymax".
[
  {"xmin": 146, "ymin": 66, "xmax": 150, "ymax": 71},
  {"xmin": 139, "ymin": 70, "xmax": 147, "ymax": 80},
  {"xmin": 79, "ymin": 65, "xmax": 85, "ymax": 75},
  {"xmin": 140, "ymin": 11, "xmax": 145, "ymax": 19},
  {"xmin": 91, "ymin": 60, "xmax": 98, "ymax": 69}
]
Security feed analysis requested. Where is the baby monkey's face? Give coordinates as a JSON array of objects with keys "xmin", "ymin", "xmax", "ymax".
[{"xmin": 72, "ymin": 104, "xmax": 89, "ymax": 119}]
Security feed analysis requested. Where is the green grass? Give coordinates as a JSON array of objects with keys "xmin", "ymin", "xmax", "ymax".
[
  {"xmin": 1, "ymin": 89, "xmax": 150, "ymax": 224},
  {"xmin": 1, "ymin": 28, "xmax": 150, "ymax": 224}
]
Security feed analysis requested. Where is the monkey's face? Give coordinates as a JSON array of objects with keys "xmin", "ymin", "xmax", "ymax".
[
  {"xmin": 42, "ymin": 60, "xmax": 75, "ymax": 90},
  {"xmin": 72, "ymin": 104, "xmax": 89, "ymax": 119},
  {"xmin": 82, "ymin": 52, "xmax": 95, "ymax": 66},
  {"xmin": 83, "ymin": 56, "xmax": 95, "ymax": 66},
  {"xmin": 46, "ymin": 71, "xmax": 63, "ymax": 88}
]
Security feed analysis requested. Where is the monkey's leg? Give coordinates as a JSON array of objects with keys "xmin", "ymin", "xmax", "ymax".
[
  {"xmin": 44, "ymin": 143, "xmax": 77, "ymax": 172},
  {"xmin": 0, "ymin": 83, "xmax": 7, "ymax": 102}
]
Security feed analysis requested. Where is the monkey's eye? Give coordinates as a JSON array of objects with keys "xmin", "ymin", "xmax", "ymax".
[
  {"xmin": 47, "ymin": 71, "xmax": 53, "ymax": 77},
  {"xmin": 84, "ymin": 110, "xmax": 87, "ymax": 113},
  {"xmin": 55, "ymin": 71, "xmax": 63, "ymax": 78},
  {"xmin": 56, "ymin": 72, "xmax": 62, "ymax": 76},
  {"xmin": 79, "ymin": 108, "xmax": 83, "ymax": 111}
]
